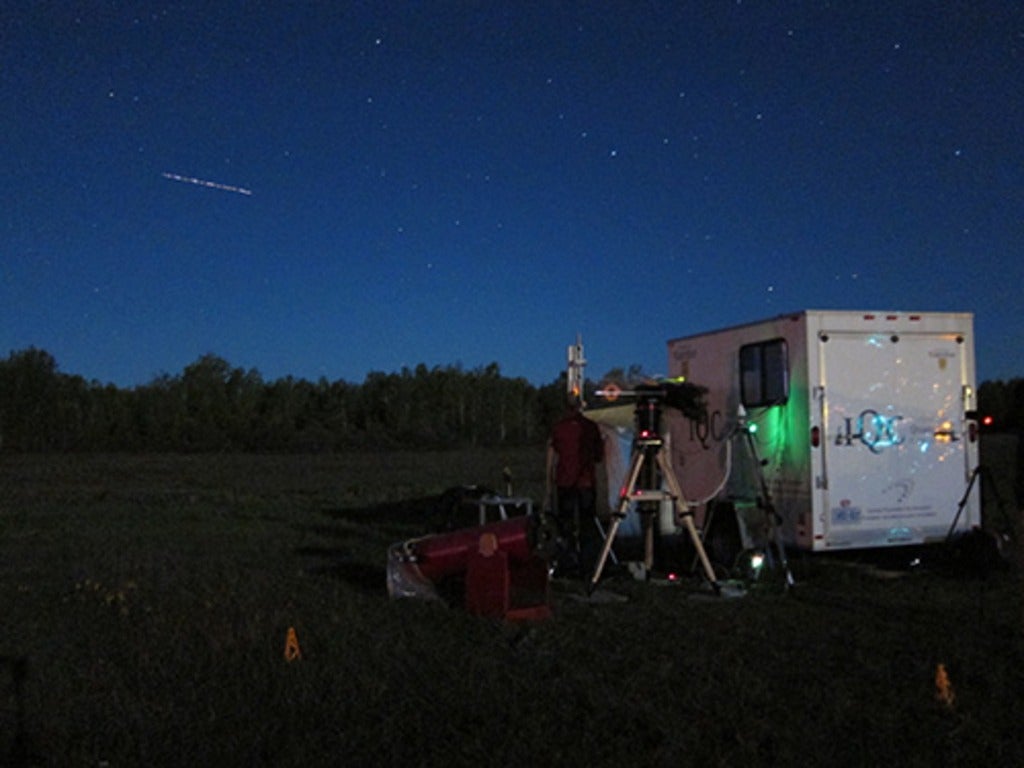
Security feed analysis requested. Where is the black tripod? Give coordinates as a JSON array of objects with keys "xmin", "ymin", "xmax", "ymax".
[
  {"xmin": 737, "ymin": 410, "xmax": 795, "ymax": 589},
  {"xmin": 588, "ymin": 394, "xmax": 719, "ymax": 594},
  {"xmin": 947, "ymin": 464, "xmax": 1012, "ymax": 544}
]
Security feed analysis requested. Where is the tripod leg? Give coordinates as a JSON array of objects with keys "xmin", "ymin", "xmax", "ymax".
[
  {"xmin": 643, "ymin": 508, "xmax": 655, "ymax": 571},
  {"xmin": 588, "ymin": 450, "xmax": 647, "ymax": 593},
  {"xmin": 656, "ymin": 449, "xmax": 719, "ymax": 588},
  {"xmin": 743, "ymin": 428, "xmax": 795, "ymax": 588},
  {"xmin": 588, "ymin": 511, "xmax": 625, "ymax": 594},
  {"xmin": 593, "ymin": 515, "xmax": 618, "ymax": 565},
  {"xmin": 947, "ymin": 466, "xmax": 981, "ymax": 542},
  {"xmin": 679, "ymin": 513, "xmax": 718, "ymax": 587},
  {"xmin": 768, "ymin": 507, "xmax": 796, "ymax": 589}
]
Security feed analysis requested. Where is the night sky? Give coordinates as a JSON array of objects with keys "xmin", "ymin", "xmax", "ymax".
[{"xmin": 4, "ymin": 2, "xmax": 1022, "ymax": 388}]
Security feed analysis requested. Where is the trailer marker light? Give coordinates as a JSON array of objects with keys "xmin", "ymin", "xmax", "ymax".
[{"xmin": 811, "ymin": 426, "xmax": 821, "ymax": 447}]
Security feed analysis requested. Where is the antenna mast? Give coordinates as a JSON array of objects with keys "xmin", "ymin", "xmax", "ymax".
[{"xmin": 566, "ymin": 334, "xmax": 586, "ymax": 405}]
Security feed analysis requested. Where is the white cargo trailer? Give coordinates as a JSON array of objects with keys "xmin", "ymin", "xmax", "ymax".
[{"xmin": 665, "ymin": 310, "xmax": 981, "ymax": 553}]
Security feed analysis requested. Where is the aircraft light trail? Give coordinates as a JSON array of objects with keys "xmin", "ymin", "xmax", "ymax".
[{"xmin": 162, "ymin": 172, "xmax": 253, "ymax": 196}]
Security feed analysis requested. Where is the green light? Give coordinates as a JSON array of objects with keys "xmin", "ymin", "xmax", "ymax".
[{"xmin": 747, "ymin": 422, "xmax": 758, "ymax": 434}]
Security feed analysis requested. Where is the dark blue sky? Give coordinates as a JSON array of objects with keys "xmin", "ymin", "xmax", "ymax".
[{"xmin": 4, "ymin": 2, "xmax": 1022, "ymax": 386}]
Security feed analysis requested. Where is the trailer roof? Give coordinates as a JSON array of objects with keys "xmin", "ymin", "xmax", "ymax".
[{"xmin": 666, "ymin": 310, "xmax": 974, "ymax": 345}]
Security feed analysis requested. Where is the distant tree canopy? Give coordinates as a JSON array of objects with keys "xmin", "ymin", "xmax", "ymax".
[
  {"xmin": 1, "ymin": 347, "xmax": 1021, "ymax": 453},
  {"xmin": 0, "ymin": 348, "xmax": 570, "ymax": 453},
  {"xmin": 978, "ymin": 378, "xmax": 1024, "ymax": 434}
]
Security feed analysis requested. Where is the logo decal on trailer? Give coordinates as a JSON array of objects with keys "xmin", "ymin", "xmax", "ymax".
[
  {"xmin": 831, "ymin": 500, "xmax": 862, "ymax": 525},
  {"xmin": 929, "ymin": 349, "xmax": 955, "ymax": 371},
  {"xmin": 882, "ymin": 479, "xmax": 915, "ymax": 503},
  {"xmin": 834, "ymin": 410, "xmax": 904, "ymax": 453}
]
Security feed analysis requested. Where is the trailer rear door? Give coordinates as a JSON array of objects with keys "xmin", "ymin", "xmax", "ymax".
[{"xmin": 819, "ymin": 329, "xmax": 973, "ymax": 548}]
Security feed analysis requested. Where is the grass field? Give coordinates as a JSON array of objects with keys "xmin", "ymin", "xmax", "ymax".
[{"xmin": 1, "ymin": 443, "xmax": 1022, "ymax": 767}]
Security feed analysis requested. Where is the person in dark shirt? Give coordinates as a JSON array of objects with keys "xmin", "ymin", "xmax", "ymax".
[{"xmin": 546, "ymin": 400, "xmax": 605, "ymax": 576}]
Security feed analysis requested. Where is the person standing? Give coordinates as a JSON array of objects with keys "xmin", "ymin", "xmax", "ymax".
[{"xmin": 546, "ymin": 400, "xmax": 604, "ymax": 575}]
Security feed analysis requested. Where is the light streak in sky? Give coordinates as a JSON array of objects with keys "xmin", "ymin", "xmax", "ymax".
[{"xmin": 161, "ymin": 172, "xmax": 253, "ymax": 196}]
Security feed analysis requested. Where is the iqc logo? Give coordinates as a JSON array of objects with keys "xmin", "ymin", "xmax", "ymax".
[{"xmin": 835, "ymin": 410, "xmax": 904, "ymax": 454}]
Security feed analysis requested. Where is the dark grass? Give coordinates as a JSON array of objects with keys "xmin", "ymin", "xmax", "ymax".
[{"xmin": 1, "ymin": 444, "xmax": 1022, "ymax": 767}]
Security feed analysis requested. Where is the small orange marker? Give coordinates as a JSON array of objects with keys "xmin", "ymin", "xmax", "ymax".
[
  {"xmin": 934, "ymin": 663, "xmax": 955, "ymax": 708},
  {"xmin": 284, "ymin": 626, "xmax": 302, "ymax": 662}
]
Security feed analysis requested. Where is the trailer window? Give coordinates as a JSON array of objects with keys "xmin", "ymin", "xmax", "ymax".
[{"xmin": 740, "ymin": 339, "xmax": 789, "ymax": 407}]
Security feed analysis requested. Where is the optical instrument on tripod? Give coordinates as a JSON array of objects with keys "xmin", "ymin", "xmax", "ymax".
[{"xmin": 588, "ymin": 382, "xmax": 720, "ymax": 594}]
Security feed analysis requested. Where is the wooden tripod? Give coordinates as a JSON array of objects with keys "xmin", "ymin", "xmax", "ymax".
[{"xmin": 588, "ymin": 433, "xmax": 719, "ymax": 594}]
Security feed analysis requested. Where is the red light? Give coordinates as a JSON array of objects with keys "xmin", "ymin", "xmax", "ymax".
[
  {"xmin": 811, "ymin": 426, "xmax": 821, "ymax": 448},
  {"xmin": 982, "ymin": 415, "xmax": 994, "ymax": 427}
]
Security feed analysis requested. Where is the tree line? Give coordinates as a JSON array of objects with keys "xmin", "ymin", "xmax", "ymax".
[
  {"xmin": 1, "ymin": 347, "xmax": 1022, "ymax": 453},
  {"xmin": 977, "ymin": 379, "xmax": 1024, "ymax": 434},
  {"xmin": 0, "ymin": 348, "xmax": 571, "ymax": 453}
]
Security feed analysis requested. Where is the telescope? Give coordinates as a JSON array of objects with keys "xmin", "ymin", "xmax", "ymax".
[
  {"xmin": 595, "ymin": 379, "xmax": 707, "ymax": 433},
  {"xmin": 387, "ymin": 513, "xmax": 555, "ymax": 620}
]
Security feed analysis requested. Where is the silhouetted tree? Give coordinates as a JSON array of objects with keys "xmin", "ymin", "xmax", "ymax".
[
  {"xmin": 979, "ymin": 379, "xmax": 1024, "ymax": 432},
  {"xmin": 0, "ymin": 348, "xmax": 61, "ymax": 451}
]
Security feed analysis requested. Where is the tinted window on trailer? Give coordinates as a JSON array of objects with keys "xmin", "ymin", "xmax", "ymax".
[{"xmin": 739, "ymin": 339, "xmax": 789, "ymax": 407}]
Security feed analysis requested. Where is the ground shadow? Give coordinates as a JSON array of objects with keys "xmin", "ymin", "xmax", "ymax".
[
  {"xmin": 296, "ymin": 486, "xmax": 499, "ymax": 594},
  {"xmin": 323, "ymin": 484, "xmax": 497, "ymax": 531}
]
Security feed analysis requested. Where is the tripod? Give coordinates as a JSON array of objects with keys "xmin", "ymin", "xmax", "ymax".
[
  {"xmin": 947, "ymin": 464, "xmax": 1012, "ymax": 544},
  {"xmin": 738, "ymin": 412, "xmax": 795, "ymax": 589},
  {"xmin": 588, "ymin": 398, "xmax": 720, "ymax": 594}
]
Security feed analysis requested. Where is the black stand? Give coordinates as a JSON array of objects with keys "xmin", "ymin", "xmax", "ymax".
[
  {"xmin": 739, "ymin": 421, "xmax": 795, "ymax": 590},
  {"xmin": 947, "ymin": 464, "xmax": 1012, "ymax": 543}
]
